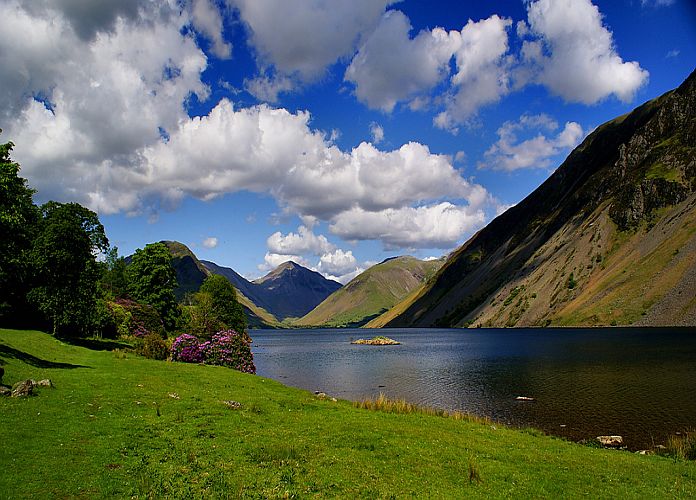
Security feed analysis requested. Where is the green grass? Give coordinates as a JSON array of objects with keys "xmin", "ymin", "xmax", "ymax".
[{"xmin": 2, "ymin": 329, "xmax": 696, "ymax": 498}]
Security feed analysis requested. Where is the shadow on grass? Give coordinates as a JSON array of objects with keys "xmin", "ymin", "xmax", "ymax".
[
  {"xmin": 0, "ymin": 343, "xmax": 89, "ymax": 369},
  {"xmin": 58, "ymin": 337, "xmax": 132, "ymax": 352}
]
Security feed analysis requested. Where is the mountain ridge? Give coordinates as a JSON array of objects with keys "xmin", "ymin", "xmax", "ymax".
[{"xmin": 373, "ymin": 70, "xmax": 696, "ymax": 328}]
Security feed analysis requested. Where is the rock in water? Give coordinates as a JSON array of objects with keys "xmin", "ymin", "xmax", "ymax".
[
  {"xmin": 11, "ymin": 379, "xmax": 35, "ymax": 397},
  {"xmin": 597, "ymin": 435, "xmax": 623, "ymax": 447}
]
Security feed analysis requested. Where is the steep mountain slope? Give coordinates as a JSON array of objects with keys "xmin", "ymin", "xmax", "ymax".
[
  {"xmin": 159, "ymin": 241, "xmax": 279, "ymax": 328},
  {"xmin": 296, "ymin": 256, "xmax": 444, "ymax": 327},
  {"xmin": 376, "ymin": 70, "xmax": 696, "ymax": 328},
  {"xmin": 252, "ymin": 261, "xmax": 342, "ymax": 320}
]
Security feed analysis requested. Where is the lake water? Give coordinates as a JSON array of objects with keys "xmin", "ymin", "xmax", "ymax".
[{"xmin": 251, "ymin": 327, "xmax": 696, "ymax": 450}]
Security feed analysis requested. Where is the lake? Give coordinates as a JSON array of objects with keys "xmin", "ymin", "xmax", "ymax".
[{"xmin": 251, "ymin": 327, "xmax": 696, "ymax": 450}]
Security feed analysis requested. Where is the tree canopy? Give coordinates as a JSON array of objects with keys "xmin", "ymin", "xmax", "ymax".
[
  {"xmin": 27, "ymin": 201, "xmax": 109, "ymax": 336},
  {"xmin": 126, "ymin": 242, "xmax": 180, "ymax": 332},
  {"xmin": 0, "ymin": 137, "xmax": 39, "ymax": 321},
  {"xmin": 199, "ymin": 274, "xmax": 247, "ymax": 335}
]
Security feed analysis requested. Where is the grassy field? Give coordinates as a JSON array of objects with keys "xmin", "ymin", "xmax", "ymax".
[{"xmin": 1, "ymin": 329, "xmax": 695, "ymax": 498}]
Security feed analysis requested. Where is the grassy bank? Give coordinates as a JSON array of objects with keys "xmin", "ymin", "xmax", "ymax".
[{"xmin": 1, "ymin": 329, "xmax": 695, "ymax": 498}]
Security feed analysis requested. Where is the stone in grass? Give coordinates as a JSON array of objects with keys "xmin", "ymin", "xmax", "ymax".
[
  {"xmin": 0, "ymin": 386, "xmax": 10, "ymax": 397},
  {"xmin": 36, "ymin": 379, "xmax": 53, "ymax": 388},
  {"xmin": 223, "ymin": 400, "xmax": 242, "ymax": 410},
  {"xmin": 11, "ymin": 379, "xmax": 35, "ymax": 397},
  {"xmin": 596, "ymin": 435, "xmax": 624, "ymax": 447}
]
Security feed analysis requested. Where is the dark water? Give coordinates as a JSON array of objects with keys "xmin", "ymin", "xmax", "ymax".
[{"xmin": 251, "ymin": 327, "xmax": 696, "ymax": 449}]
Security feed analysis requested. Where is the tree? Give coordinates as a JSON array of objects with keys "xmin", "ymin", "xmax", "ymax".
[
  {"xmin": 199, "ymin": 274, "xmax": 247, "ymax": 335},
  {"xmin": 126, "ymin": 242, "xmax": 180, "ymax": 332},
  {"xmin": 0, "ymin": 136, "xmax": 39, "ymax": 323},
  {"xmin": 100, "ymin": 246, "xmax": 129, "ymax": 298},
  {"xmin": 27, "ymin": 202, "xmax": 109, "ymax": 336}
]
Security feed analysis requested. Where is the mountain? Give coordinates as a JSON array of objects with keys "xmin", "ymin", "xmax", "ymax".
[
  {"xmin": 252, "ymin": 261, "xmax": 342, "ymax": 320},
  {"xmin": 158, "ymin": 241, "xmax": 279, "ymax": 328},
  {"xmin": 296, "ymin": 256, "xmax": 444, "ymax": 327},
  {"xmin": 372, "ymin": 70, "xmax": 696, "ymax": 328}
]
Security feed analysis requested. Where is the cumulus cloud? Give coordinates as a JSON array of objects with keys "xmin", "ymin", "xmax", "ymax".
[
  {"xmin": 202, "ymin": 236, "xmax": 219, "ymax": 248},
  {"xmin": 435, "ymin": 15, "xmax": 513, "ymax": 132},
  {"xmin": 317, "ymin": 249, "xmax": 358, "ymax": 276},
  {"xmin": 370, "ymin": 122, "xmax": 385, "ymax": 144},
  {"xmin": 229, "ymin": 0, "xmax": 394, "ymax": 83},
  {"xmin": 2, "ymin": 0, "xmax": 494, "ymax": 256},
  {"xmin": 329, "ymin": 202, "xmax": 487, "ymax": 249},
  {"xmin": 258, "ymin": 252, "xmax": 310, "ymax": 273},
  {"xmin": 481, "ymin": 114, "xmax": 584, "ymax": 171},
  {"xmin": 521, "ymin": 0, "xmax": 648, "ymax": 104},
  {"xmin": 244, "ymin": 73, "xmax": 294, "ymax": 103},
  {"xmin": 267, "ymin": 226, "xmax": 335, "ymax": 256},
  {"xmin": 345, "ymin": 10, "xmax": 459, "ymax": 112},
  {"xmin": 191, "ymin": 0, "xmax": 231, "ymax": 59}
]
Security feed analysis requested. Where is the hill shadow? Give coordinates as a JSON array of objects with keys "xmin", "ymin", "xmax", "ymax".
[
  {"xmin": 0, "ymin": 343, "xmax": 89, "ymax": 369},
  {"xmin": 57, "ymin": 337, "xmax": 132, "ymax": 352}
]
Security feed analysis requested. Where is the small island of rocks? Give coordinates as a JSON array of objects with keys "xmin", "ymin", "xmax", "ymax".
[{"xmin": 351, "ymin": 336, "xmax": 400, "ymax": 345}]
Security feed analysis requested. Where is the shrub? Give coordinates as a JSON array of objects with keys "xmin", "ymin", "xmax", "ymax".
[
  {"xmin": 170, "ymin": 334, "xmax": 205, "ymax": 363},
  {"xmin": 170, "ymin": 330, "xmax": 255, "ymax": 374},
  {"xmin": 202, "ymin": 330, "xmax": 256, "ymax": 374},
  {"xmin": 135, "ymin": 333, "xmax": 169, "ymax": 360},
  {"xmin": 108, "ymin": 298, "xmax": 165, "ymax": 338}
]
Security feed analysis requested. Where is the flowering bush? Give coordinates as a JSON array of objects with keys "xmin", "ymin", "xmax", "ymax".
[
  {"xmin": 202, "ymin": 330, "xmax": 256, "ymax": 374},
  {"xmin": 108, "ymin": 298, "xmax": 165, "ymax": 338},
  {"xmin": 170, "ymin": 334, "xmax": 205, "ymax": 363},
  {"xmin": 170, "ymin": 330, "xmax": 255, "ymax": 374}
]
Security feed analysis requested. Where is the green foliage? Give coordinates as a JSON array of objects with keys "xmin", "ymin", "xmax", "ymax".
[
  {"xmin": 100, "ymin": 246, "xmax": 129, "ymax": 298},
  {"xmin": 126, "ymin": 243, "xmax": 180, "ymax": 332},
  {"xmin": 0, "ymin": 137, "xmax": 39, "ymax": 322},
  {"xmin": 27, "ymin": 202, "xmax": 109, "ymax": 336},
  {"xmin": 198, "ymin": 274, "xmax": 246, "ymax": 335},
  {"xmin": 567, "ymin": 273, "xmax": 577, "ymax": 290},
  {"xmin": 134, "ymin": 333, "xmax": 169, "ymax": 361},
  {"xmin": 186, "ymin": 292, "xmax": 224, "ymax": 338}
]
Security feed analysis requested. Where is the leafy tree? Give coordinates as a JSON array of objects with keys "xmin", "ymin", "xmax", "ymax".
[
  {"xmin": 187, "ymin": 291, "xmax": 224, "ymax": 337},
  {"xmin": 100, "ymin": 246, "xmax": 129, "ymax": 298},
  {"xmin": 0, "ymin": 136, "xmax": 39, "ymax": 323},
  {"xmin": 199, "ymin": 274, "xmax": 247, "ymax": 335},
  {"xmin": 27, "ymin": 202, "xmax": 109, "ymax": 336},
  {"xmin": 126, "ymin": 242, "xmax": 179, "ymax": 332}
]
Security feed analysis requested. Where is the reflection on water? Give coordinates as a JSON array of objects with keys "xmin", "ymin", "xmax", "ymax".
[{"xmin": 252, "ymin": 327, "xmax": 696, "ymax": 449}]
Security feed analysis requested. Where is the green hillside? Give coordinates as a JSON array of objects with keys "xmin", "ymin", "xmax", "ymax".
[
  {"xmin": 2, "ymin": 329, "xmax": 695, "ymax": 497},
  {"xmin": 378, "ymin": 70, "xmax": 696, "ymax": 328},
  {"xmin": 296, "ymin": 256, "xmax": 443, "ymax": 327}
]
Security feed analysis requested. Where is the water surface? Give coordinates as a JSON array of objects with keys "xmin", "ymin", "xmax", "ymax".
[{"xmin": 252, "ymin": 327, "xmax": 696, "ymax": 449}]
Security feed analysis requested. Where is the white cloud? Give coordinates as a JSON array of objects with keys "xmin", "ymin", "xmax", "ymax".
[
  {"xmin": 244, "ymin": 73, "xmax": 294, "ymax": 103},
  {"xmin": 665, "ymin": 49, "xmax": 680, "ymax": 59},
  {"xmin": 1, "ymin": 0, "xmax": 208, "ymax": 209},
  {"xmin": 229, "ymin": 0, "xmax": 394, "ymax": 82},
  {"xmin": 317, "ymin": 249, "xmax": 358, "ymax": 276},
  {"xmin": 345, "ymin": 10, "xmax": 459, "ymax": 112},
  {"xmin": 202, "ymin": 236, "xmax": 219, "ymax": 248},
  {"xmin": 370, "ymin": 122, "xmax": 385, "ymax": 144},
  {"xmin": 522, "ymin": 0, "xmax": 648, "ymax": 104},
  {"xmin": 191, "ymin": 0, "xmax": 231, "ymax": 59},
  {"xmin": 329, "ymin": 202, "xmax": 487, "ymax": 249},
  {"xmin": 267, "ymin": 226, "xmax": 335, "ymax": 256},
  {"xmin": 258, "ymin": 252, "xmax": 310, "ymax": 273},
  {"xmin": 2, "ymin": 0, "xmax": 495, "ymax": 255},
  {"xmin": 481, "ymin": 114, "xmax": 584, "ymax": 171},
  {"xmin": 434, "ymin": 15, "xmax": 513, "ymax": 132},
  {"xmin": 641, "ymin": 0, "xmax": 675, "ymax": 7}
]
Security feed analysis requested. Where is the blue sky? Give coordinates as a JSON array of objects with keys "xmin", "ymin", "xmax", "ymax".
[{"xmin": 1, "ymin": 0, "xmax": 694, "ymax": 282}]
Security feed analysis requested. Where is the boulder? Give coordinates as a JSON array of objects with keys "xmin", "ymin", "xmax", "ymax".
[
  {"xmin": 11, "ymin": 379, "xmax": 35, "ymax": 397},
  {"xmin": 596, "ymin": 435, "xmax": 623, "ymax": 447},
  {"xmin": 36, "ymin": 379, "xmax": 53, "ymax": 388},
  {"xmin": 0, "ymin": 386, "xmax": 10, "ymax": 397}
]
